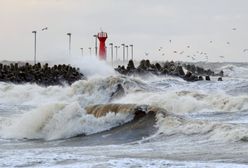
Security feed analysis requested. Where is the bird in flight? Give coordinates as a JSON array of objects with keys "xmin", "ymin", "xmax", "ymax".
[
  {"xmin": 232, "ymin": 28, "xmax": 237, "ymax": 31},
  {"xmin": 42, "ymin": 27, "xmax": 48, "ymax": 31},
  {"xmin": 219, "ymin": 56, "xmax": 225, "ymax": 58},
  {"xmin": 243, "ymin": 49, "xmax": 248, "ymax": 52},
  {"xmin": 179, "ymin": 51, "xmax": 184, "ymax": 54}
]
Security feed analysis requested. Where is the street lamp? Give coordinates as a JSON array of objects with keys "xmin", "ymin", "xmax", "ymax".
[
  {"xmin": 109, "ymin": 43, "xmax": 114, "ymax": 66},
  {"xmin": 67, "ymin": 33, "xmax": 72, "ymax": 56},
  {"xmin": 89, "ymin": 47, "xmax": 92, "ymax": 56},
  {"xmin": 130, "ymin": 44, "xmax": 133, "ymax": 60},
  {"xmin": 114, "ymin": 46, "xmax": 120, "ymax": 60},
  {"xmin": 121, "ymin": 44, "xmax": 125, "ymax": 63},
  {"xmin": 32, "ymin": 31, "xmax": 37, "ymax": 64},
  {"xmin": 126, "ymin": 45, "xmax": 129, "ymax": 61},
  {"xmin": 80, "ymin": 48, "xmax": 83, "ymax": 56},
  {"xmin": 93, "ymin": 34, "xmax": 98, "ymax": 56}
]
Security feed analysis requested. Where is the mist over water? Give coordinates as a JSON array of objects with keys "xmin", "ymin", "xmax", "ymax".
[{"xmin": 1, "ymin": 57, "xmax": 248, "ymax": 167}]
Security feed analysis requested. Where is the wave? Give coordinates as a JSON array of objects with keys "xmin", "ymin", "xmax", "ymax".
[
  {"xmin": 113, "ymin": 89, "xmax": 248, "ymax": 114},
  {"xmin": 1, "ymin": 98, "xmax": 248, "ymax": 144},
  {"xmin": 0, "ymin": 103, "xmax": 164, "ymax": 141},
  {"xmin": 156, "ymin": 114, "xmax": 248, "ymax": 142},
  {"xmin": 220, "ymin": 64, "xmax": 248, "ymax": 78},
  {"xmin": 0, "ymin": 75, "xmax": 149, "ymax": 107}
]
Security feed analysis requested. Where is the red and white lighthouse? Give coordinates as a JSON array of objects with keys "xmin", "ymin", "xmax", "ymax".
[{"xmin": 97, "ymin": 32, "xmax": 108, "ymax": 60}]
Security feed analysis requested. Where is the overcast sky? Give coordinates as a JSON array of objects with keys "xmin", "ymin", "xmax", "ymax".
[{"xmin": 0, "ymin": 0, "xmax": 248, "ymax": 63}]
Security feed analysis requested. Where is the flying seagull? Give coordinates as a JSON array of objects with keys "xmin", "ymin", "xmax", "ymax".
[
  {"xmin": 243, "ymin": 49, "xmax": 248, "ymax": 52},
  {"xmin": 232, "ymin": 28, "xmax": 237, "ymax": 31},
  {"xmin": 42, "ymin": 27, "xmax": 48, "ymax": 31}
]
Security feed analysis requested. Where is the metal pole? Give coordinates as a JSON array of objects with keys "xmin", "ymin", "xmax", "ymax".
[
  {"xmin": 67, "ymin": 33, "xmax": 71, "ymax": 56},
  {"xmin": 130, "ymin": 44, "xmax": 133, "ymax": 60},
  {"xmin": 114, "ymin": 46, "xmax": 118, "ymax": 60},
  {"xmin": 89, "ymin": 47, "xmax": 92, "ymax": 55},
  {"xmin": 121, "ymin": 44, "xmax": 125, "ymax": 63},
  {"xmin": 93, "ymin": 34, "xmax": 98, "ymax": 56},
  {"xmin": 126, "ymin": 45, "xmax": 129, "ymax": 61},
  {"xmin": 32, "ymin": 31, "xmax": 37, "ymax": 64},
  {"xmin": 80, "ymin": 48, "xmax": 83, "ymax": 56},
  {"xmin": 109, "ymin": 43, "xmax": 113, "ymax": 66}
]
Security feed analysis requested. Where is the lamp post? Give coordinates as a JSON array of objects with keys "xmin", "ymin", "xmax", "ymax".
[
  {"xmin": 93, "ymin": 34, "xmax": 98, "ymax": 56},
  {"xmin": 126, "ymin": 45, "xmax": 129, "ymax": 61},
  {"xmin": 121, "ymin": 44, "xmax": 125, "ymax": 63},
  {"xmin": 80, "ymin": 48, "xmax": 83, "ymax": 56},
  {"xmin": 89, "ymin": 47, "xmax": 92, "ymax": 56},
  {"xmin": 67, "ymin": 33, "xmax": 71, "ymax": 56},
  {"xmin": 32, "ymin": 31, "xmax": 37, "ymax": 64},
  {"xmin": 109, "ymin": 43, "xmax": 113, "ymax": 66},
  {"xmin": 129, "ymin": 44, "xmax": 133, "ymax": 60},
  {"xmin": 114, "ymin": 46, "xmax": 120, "ymax": 61}
]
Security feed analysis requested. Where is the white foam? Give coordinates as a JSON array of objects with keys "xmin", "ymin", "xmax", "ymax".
[
  {"xmin": 48, "ymin": 55, "xmax": 116, "ymax": 78},
  {"xmin": 0, "ymin": 76, "xmax": 147, "ymax": 140},
  {"xmin": 220, "ymin": 64, "xmax": 248, "ymax": 78},
  {"xmin": 0, "ymin": 102, "xmax": 134, "ymax": 140},
  {"xmin": 113, "ymin": 89, "xmax": 248, "ymax": 114}
]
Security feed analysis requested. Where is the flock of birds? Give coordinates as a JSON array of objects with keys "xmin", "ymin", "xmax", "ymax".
[
  {"xmin": 37, "ymin": 26, "xmax": 248, "ymax": 62},
  {"xmin": 146, "ymin": 28, "xmax": 248, "ymax": 62}
]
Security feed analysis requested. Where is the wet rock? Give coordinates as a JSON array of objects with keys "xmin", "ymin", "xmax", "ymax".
[
  {"xmin": 198, "ymin": 76, "xmax": 203, "ymax": 81},
  {"xmin": 0, "ymin": 62, "xmax": 85, "ymax": 86},
  {"xmin": 205, "ymin": 76, "xmax": 211, "ymax": 81},
  {"xmin": 127, "ymin": 60, "xmax": 135, "ymax": 70},
  {"xmin": 218, "ymin": 77, "xmax": 223, "ymax": 81},
  {"xmin": 110, "ymin": 84, "xmax": 125, "ymax": 100},
  {"xmin": 115, "ymin": 60, "xmax": 219, "ymax": 82}
]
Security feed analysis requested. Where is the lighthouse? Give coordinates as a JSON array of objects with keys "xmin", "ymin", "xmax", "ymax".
[{"xmin": 97, "ymin": 31, "xmax": 108, "ymax": 60}]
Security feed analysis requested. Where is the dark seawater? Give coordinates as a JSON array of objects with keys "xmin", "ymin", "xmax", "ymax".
[{"xmin": 1, "ymin": 58, "xmax": 248, "ymax": 167}]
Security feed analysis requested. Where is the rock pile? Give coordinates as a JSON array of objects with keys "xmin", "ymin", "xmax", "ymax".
[
  {"xmin": 115, "ymin": 60, "xmax": 223, "ymax": 82},
  {"xmin": 0, "ymin": 62, "xmax": 85, "ymax": 86}
]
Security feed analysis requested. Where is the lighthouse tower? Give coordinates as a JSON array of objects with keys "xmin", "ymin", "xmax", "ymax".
[{"xmin": 97, "ymin": 31, "xmax": 108, "ymax": 60}]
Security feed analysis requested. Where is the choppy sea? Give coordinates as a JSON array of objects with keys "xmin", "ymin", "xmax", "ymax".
[{"xmin": 1, "ymin": 57, "xmax": 248, "ymax": 168}]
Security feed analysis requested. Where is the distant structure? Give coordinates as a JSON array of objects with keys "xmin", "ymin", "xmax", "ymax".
[{"xmin": 97, "ymin": 31, "xmax": 108, "ymax": 60}]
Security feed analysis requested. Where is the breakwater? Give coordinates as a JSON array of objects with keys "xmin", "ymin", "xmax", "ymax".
[
  {"xmin": 0, "ymin": 62, "xmax": 85, "ymax": 86},
  {"xmin": 115, "ymin": 60, "xmax": 223, "ymax": 81}
]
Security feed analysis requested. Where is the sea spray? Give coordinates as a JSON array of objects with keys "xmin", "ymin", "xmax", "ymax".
[
  {"xmin": 48, "ymin": 55, "xmax": 116, "ymax": 78},
  {"xmin": 0, "ymin": 102, "xmax": 134, "ymax": 140}
]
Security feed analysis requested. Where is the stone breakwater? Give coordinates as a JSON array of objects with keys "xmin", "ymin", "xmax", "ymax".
[
  {"xmin": 0, "ymin": 62, "xmax": 85, "ymax": 86},
  {"xmin": 115, "ymin": 60, "xmax": 223, "ymax": 82}
]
